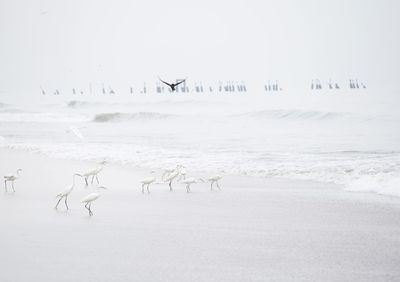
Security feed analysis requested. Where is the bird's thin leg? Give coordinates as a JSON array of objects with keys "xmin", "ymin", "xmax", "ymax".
[
  {"xmin": 84, "ymin": 203, "xmax": 90, "ymax": 215},
  {"xmin": 147, "ymin": 184, "xmax": 150, "ymax": 194},
  {"xmin": 95, "ymin": 175, "xmax": 99, "ymax": 184},
  {"xmin": 91, "ymin": 175, "xmax": 95, "ymax": 184},
  {"xmin": 89, "ymin": 203, "xmax": 93, "ymax": 216},
  {"xmin": 65, "ymin": 196, "xmax": 69, "ymax": 210},
  {"xmin": 84, "ymin": 177, "xmax": 88, "ymax": 186},
  {"xmin": 216, "ymin": 181, "xmax": 221, "ymax": 190},
  {"xmin": 4, "ymin": 180, "xmax": 7, "ymax": 192},
  {"xmin": 169, "ymin": 180, "xmax": 173, "ymax": 191},
  {"xmin": 210, "ymin": 181, "xmax": 214, "ymax": 191},
  {"xmin": 11, "ymin": 181, "xmax": 15, "ymax": 192},
  {"xmin": 142, "ymin": 183, "xmax": 145, "ymax": 194},
  {"xmin": 186, "ymin": 184, "xmax": 190, "ymax": 193},
  {"xmin": 55, "ymin": 197, "xmax": 62, "ymax": 209}
]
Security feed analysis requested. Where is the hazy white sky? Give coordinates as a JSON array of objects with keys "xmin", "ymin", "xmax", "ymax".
[{"xmin": 0, "ymin": 0, "xmax": 399, "ymax": 96}]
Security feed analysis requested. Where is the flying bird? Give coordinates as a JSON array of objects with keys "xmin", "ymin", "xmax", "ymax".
[
  {"xmin": 158, "ymin": 77, "xmax": 186, "ymax": 91},
  {"xmin": 66, "ymin": 126, "xmax": 86, "ymax": 139}
]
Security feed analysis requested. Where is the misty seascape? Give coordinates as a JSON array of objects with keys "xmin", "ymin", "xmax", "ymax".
[{"xmin": 1, "ymin": 0, "xmax": 400, "ymax": 281}]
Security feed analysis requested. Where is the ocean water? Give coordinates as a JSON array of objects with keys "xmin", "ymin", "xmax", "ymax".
[{"xmin": 1, "ymin": 94, "xmax": 400, "ymax": 197}]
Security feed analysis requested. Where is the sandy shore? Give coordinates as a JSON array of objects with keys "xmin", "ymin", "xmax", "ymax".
[{"xmin": 0, "ymin": 148, "xmax": 400, "ymax": 282}]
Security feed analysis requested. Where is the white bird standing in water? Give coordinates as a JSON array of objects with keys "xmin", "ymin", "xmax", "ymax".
[
  {"xmin": 66, "ymin": 126, "xmax": 86, "ymax": 139},
  {"xmin": 80, "ymin": 160, "xmax": 107, "ymax": 185},
  {"xmin": 162, "ymin": 165, "xmax": 184, "ymax": 191},
  {"xmin": 55, "ymin": 173, "xmax": 81, "ymax": 210},
  {"xmin": 208, "ymin": 172, "xmax": 224, "ymax": 191},
  {"xmin": 4, "ymin": 169, "xmax": 22, "ymax": 192},
  {"xmin": 177, "ymin": 167, "xmax": 187, "ymax": 181},
  {"xmin": 81, "ymin": 186, "xmax": 107, "ymax": 216},
  {"xmin": 181, "ymin": 177, "xmax": 204, "ymax": 193},
  {"xmin": 140, "ymin": 171, "xmax": 156, "ymax": 194},
  {"xmin": 161, "ymin": 166, "xmax": 176, "ymax": 177}
]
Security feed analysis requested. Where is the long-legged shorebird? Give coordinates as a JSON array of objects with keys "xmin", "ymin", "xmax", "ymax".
[
  {"xmin": 162, "ymin": 165, "xmax": 184, "ymax": 191},
  {"xmin": 81, "ymin": 186, "xmax": 107, "ymax": 216},
  {"xmin": 140, "ymin": 171, "xmax": 157, "ymax": 194},
  {"xmin": 4, "ymin": 169, "xmax": 22, "ymax": 192},
  {"xmin": 208, "ymin": 172, "xmax": 224, "ymax": 191},
  {"xmin": 181, "ymin": 177, "xmax": 204, "ymax": 193},
  {"xmin": 79, "ymin": 160, "xmax": 107, "ymax": 186},
  {"xmin": 55, "ymin": 173, "xmax": 81, "ymax": 210}
]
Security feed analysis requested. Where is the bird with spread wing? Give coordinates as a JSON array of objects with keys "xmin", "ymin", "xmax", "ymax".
[{"xmin": 158, "ymin": 77, "xmax": 187, "ymax": 91}]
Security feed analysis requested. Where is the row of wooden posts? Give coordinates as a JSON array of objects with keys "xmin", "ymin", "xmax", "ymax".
[{"xmin": 40, "ymin": 79, "xmax": 367, "ymax": 95}]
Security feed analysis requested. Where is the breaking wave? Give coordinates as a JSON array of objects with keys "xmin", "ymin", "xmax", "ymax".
[
  {"xmin": 66, "ymin": 100, "xmax": 218, "ymax": 108},
  {"xmin": 2, "ymin": 99, "xmax": 400, "ymax": 198},
  {"xmin": 238, "ymin": 109, "xmax": 360, "ymax": 121},
  {"xmin": 4, "ymin": 142, "xmax": 400, "ymax": 198},
  {"xmin": 67, "ymin": 100, "xmax": 94, "ymax": 108},
  {"xmin": 93, "ymin": 112, "xmax": 176, "ymax": 122}
]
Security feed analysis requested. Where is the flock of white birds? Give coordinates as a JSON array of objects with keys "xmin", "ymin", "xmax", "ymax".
[
  {"xmin": 3, "ymin": 161, "xmax": 224, "ymax": 217},
  {"xmin": 1, "ymin": 129, "xmax": 224, "ymax": 216},
  {"xmin": 140, "ymin": 164, "xmax": 223, "ymax": 194}
]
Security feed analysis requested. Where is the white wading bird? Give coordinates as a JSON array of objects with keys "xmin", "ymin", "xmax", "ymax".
[
  {"xmin": 162, "ymin": 165, "xmax": 184, "ymax": 191},
  {"xmin": 161, "ymin": 166, "xmax": 176, "ymax": 176},
  {"xmin": 80, "ymin": 160, "xmax": 108, "ymax": 185},
  {"xmin": 66, "ymin": 125, "xmax": 86, "ymax": 139},
  {"xmin": 55, "ymin": 173, "xmax": 81, "ymax": 210},
  {"xmin": 208, "ymin": 172, "xmax": 224, "ymax": 191},
  {"xmin": 4, "ymin": 169, "xmax": 22, "ymax": 192},
  {"xmin": 177, "ymin": 167, "xmax": 187, "ymax": 181},
  {"xmin": 181, "ymin": 177, "xmax": 205, "ymax": 193},
  {"xmin": 81, "ymin": 186, "xmax": 107, "ymax": 216},
  {"xmin": 140, "ymin": 171, "xmax": 157, "ymax": 194}
]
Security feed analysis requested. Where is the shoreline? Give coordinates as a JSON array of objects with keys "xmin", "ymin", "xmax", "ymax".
[
  {"xmin": 1, "ymin": 146, "xmax": 399, "ymax": 202},
  {"xmin": 1, "ymin": 147, "xmax": 400, "ymax": 281}
]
